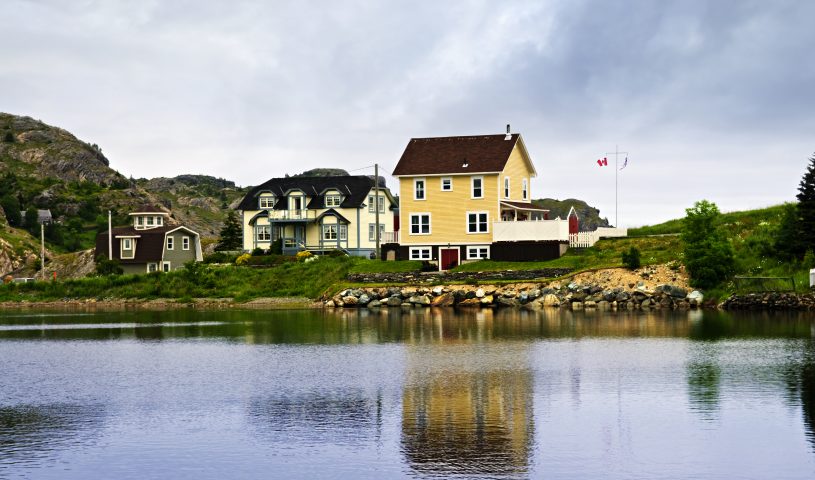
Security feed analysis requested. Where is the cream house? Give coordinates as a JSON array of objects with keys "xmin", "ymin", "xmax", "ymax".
[
  {"xmin": 385, "ymin": 129, "xmax": 569, "ymax": 269},
  {"xmin": 237, "ymin": 175, "xmax": 397, "ymax": 257}
]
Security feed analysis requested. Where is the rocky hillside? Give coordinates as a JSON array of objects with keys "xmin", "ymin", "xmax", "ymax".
[
  {"xmin": 532, "ymin": 198, "xmax": 611, "ymax": 230},
  {"xmin": 0, "ymin": 113, "xmax": 245, "ymax": 276}
]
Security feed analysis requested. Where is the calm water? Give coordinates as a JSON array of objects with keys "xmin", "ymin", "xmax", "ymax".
[{"xmin": 1, "ymin": 307, "xmax": 814, "ymax": 479}]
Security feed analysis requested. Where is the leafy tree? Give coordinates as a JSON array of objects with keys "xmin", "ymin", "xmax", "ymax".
[
  {"xmin": 621, "ymin": 246, "xmax": 641, "ymax": 270},
  {"xmin": 682, "ymin": 200, "xmax": 735, "ymax": 290},
  {"xmin": 215, "ymin": 210, "xmax": 243, "ymax": 251},
  {"xmin": 24, "ymin": 206, "xmax": 39, "ymax": 233},
  {"xmin": 95, "ymin": 255, "xmax": 123, "ymax": 275},
  {"xmin": 796, "ymin": 153, "xmax": 815, "ymax": 253},
  {"xmin": 1, "ymin": 195, "xmax": 21, "ymax": 226}
]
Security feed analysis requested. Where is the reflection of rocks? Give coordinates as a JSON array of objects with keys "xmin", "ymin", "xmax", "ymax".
[
  {"xmin": 0, "ymin": 404, "xmax": 105, "ymax": 470},
  {"xmin": 247, "ymin": 392, "xmax": 381, "ymax": 445},
  {"xmin": 721, "ymin": 293, "xmax": 815, "ymax": 310}
]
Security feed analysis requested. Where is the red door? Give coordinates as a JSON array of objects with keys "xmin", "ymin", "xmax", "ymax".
[{"xmin": 440, "ymin": 248, "xmax": 459, "ymax": 271}]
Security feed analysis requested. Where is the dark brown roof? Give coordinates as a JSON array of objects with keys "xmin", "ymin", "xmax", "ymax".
[
  {"xmin": 237, "ymin": 176, "xmax": 389, "ymax": 211},
  {"xmin": 500, "ymin": 201, "xmax": 548, "ymax": 212},
  {"xmin": 94, "ymin": 226, "xmax": 194, "ymax": 264},
  {"xmin": 392, "ymin": 134, "xmax": 519, "ymax": 176},
  {"xmin": 129, "ymin": 204, "xmax": 166, "ymax": 214}
]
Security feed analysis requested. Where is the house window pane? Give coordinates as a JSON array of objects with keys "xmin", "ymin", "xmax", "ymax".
[
  {"xmin": 326, "ymin": 195, "xmax": 341, "ymax": 207},
  {"xmin": 257, "ymin": 225, "xmax": 270, "ymax": 241},
  {"xmin": 410, "ymin": 214, "xmax": 430, "ymax": 234},
  {"xmin": 182, "ymin": 237, "xmax": 190, "ymax": 250},
  {"xmin": 167, "ymin": 237, "xmax": 174, "ymax": 250},
  {"xmin": 472, "ymin": 177, "xmax": 483, "ymax": 198},
  {"xmin": 522, "ymin": 179, "xmax": 528, "ymax": 200},
  {"xmin": 339, "ymin": 224, "xmax": 347, "ymax": 241},
  {"xmin": 369, "ymin": 224, "xmax": 385, "ymax": 241},
  {"xmin": 415, "ymin": 180, "xmax": 425, "ymax": 200},
  {"xmin": 441, "ymin": 178, "xmax": 452, "ymax": 191},
  {"xmin": 504, "ymin": 177, "xmax": 510, "ymax": 198},
  {"xmin": 410, "ymin": 248, "xmax": 431, "ymax": 260},
  {"xmin": 467, "ymin": 213, "xmax": 488, "ymax": 233},
  {"xmin": 323, "ymin": 225, "xmax": 338, "ymax": 240}
]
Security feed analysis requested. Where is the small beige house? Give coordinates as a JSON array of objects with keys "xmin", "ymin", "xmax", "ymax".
[{"xmin": 95, "ymin": 205, "xmax": 203, "ymax": 274}]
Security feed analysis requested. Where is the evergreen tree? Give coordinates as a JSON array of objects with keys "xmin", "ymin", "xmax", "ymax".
[
  {"xmin": 0, "ymin": 195, "xmax": 21, "ymax": 226},
  {"xmin": 774, "ymin": 203, "xmax": 802, "ymax": 259},
  {"xmin": 682, "ymin": 200, "xmax": 735, "ymax": 290},
  {"xmin": 796, "ymin": 153, "xmax": 815, "ymax": 253},
  {"xmin": 216, "ymin": 210, "xmax": 243, "ymax": 251}
]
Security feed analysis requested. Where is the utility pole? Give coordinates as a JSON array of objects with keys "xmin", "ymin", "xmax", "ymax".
[
  {"xmin": 40, "ymin": 222, "xmax": 45, "ymax": 280},
  {"xmin": 108, "ymin": 210, "xmax": 113, "ymax": 260},
  {"xmin": 604, "ymin": 145, "xmax": 628, "ymax": 227},
  {"xmin": 374, "ymin": 163, "xmax": 380, "ymax": 259}
]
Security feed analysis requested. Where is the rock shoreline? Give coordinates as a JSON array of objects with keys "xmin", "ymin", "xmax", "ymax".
[
  {"xmin": 326, "ymin": 282, "xmax": 706, "ymax": 310},
  {"xmin": 0, "ymin": 297, "xmax": 317, "ymax": 311},
  {"xmin": 721, "ymin": 292, "xmax": 815, "ymax": 310}
]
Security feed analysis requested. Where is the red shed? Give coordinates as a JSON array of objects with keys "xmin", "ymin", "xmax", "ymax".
[{"xmin": 567, "ymin": 206, "xmax": 579, "ymax": 234}]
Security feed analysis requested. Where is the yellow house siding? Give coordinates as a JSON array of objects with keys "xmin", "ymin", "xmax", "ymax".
[
  {"xmin": 399, "ymin": 174, "xmax": 498, "ymax": 245},
  {"xmin": 500, "ymin": 144, "xmax": 536, "ymax": 201}
]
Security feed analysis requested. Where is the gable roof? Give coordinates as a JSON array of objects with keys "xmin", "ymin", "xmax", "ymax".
[
  {"xmin": 237, "ymin": 175, "xmax": 388, "ymax": 211},
  {"xmin": 392, "ymin": 133, "xmax": 525, "ymax": 176},
  {"xmin": 95, "ymin": 226, "xmax": 173, "ymax": 264}
]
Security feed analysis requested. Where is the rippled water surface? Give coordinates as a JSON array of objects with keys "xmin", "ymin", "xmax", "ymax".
[{"xmin": 1, "ymin": 307, "xmax": 814, "ymax": 479}]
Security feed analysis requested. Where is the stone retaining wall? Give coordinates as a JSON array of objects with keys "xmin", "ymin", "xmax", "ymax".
[{"xmin": 346, "ymin": 268, "xmax": 572, "ymax": 284}]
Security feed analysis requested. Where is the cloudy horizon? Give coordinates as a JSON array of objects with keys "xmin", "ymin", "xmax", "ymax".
[{"xmin": 3, "ymin": 0, "xmax": 814, "ymax": 227}]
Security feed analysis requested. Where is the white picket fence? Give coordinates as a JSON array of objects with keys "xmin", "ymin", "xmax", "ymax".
[{"xmin": 569, "ymin": 227, "xmax": 628, "ymax": 248}]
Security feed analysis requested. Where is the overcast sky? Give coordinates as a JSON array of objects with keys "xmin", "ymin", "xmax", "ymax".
[{"xmin": 3, "ymin": 0, "xmax": 814, "ymax": 226}]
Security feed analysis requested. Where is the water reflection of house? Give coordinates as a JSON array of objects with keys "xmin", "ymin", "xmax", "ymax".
[{"xmin": 400, "ymin": 325, "xmax": 534, "ymax": 477}]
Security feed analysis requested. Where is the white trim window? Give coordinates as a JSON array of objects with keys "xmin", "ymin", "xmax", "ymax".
[
  {"xmin": 409, "ymin": 247, "xmax": 432, "ymax": 260},
  {"xmin": 471, "ymin": 176, "xmax": 483, "ymax": 199},
  {"xmin": 323, "ymin": 224, "xmax": 338, "ymax": 241},
  {"xmin": 467, "ymin": 246, "xmax": 490, "ymax": 260},
  {"xmin": 166, "ymin": 236, "xmax": 174, "ymax": 250},
  {"xmin": 504, "ymin": 177, "xmax": 510, "ymax": 199},
  {"xmin": 162, "ymin": 261, "xmax": 171, "ymax": 272},
  {"xmin": 369, "ymin": 223, "xmax": 385, "ymax": 241},
  {"xmin": 259, "ymin": 196, "xmax": 274, "ymax": 209},
  {"xmin": 467, "ymin": 212, "xmax": 489, "ymax": 234},
  {"xmin": 325, "ymin": 194, "xmax": 342, "ymax": 207},
  {"xmin": 368, "ymin": 195, "xmax": 385, "ymax": 213},
  {"xmin": 146, "ymin": 216, "xmax": 154, "ymax": 226},
  {"xmin": 147, "ymin": 263, "xmax": 158, "ymax": 273},
  {"xmin": 136, "ymin": 216, "xmax": 144, "ymax": 227},
  {"xmin": 156, "ymin": 216, "xmax": 163, "ymax": 226},
  {"xmin": 441, "ymin": 177, "xmax": 453, "ymax": 191},
  {"xmin": 256, "ymin": 225, "xmax": 271, "ymax": 242},
  {"xmin": 122, "ymin": 238, "xmax": 132, "ymax": 250},
  {"xmin": 414, "ymin": 178, "xmax": 426, "ymax": 200},
  {"xmin": 339, "ymin": 224, "xmax": 347, "ymax": 241},
  {"xmin": 522, "ymin": 178, "xmax": 528, "ymax": 200},
  {"xmin": 409, "ymin": 213, "xmax": 431, "ymax": 235},
  {"xmin": 182, "ymin": 236, "xmax": 190, "ymax": 250}
]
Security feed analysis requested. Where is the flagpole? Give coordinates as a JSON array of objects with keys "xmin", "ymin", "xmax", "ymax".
[{"xmin": 605, "ymin": 145, "xmax": 628, "ymax": 227}]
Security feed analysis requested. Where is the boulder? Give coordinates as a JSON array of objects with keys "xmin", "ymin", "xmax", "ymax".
[
  {"xmin": 367, "ymin": 300, "xmax": 381, "ymax": 308},
  {"xmin": 432, "ymin": 286, "xmax": 444, "ymax": 296},
  {"xmin": 342, "ymin": 296, "xmax": 358, "ymax": 306},
  {"xmin": 497, "ymin": 297, "xmax": 520, "ymax": 307},
  {"xmin": 409, "ymin": 295, "xmax": 431, "ymax": 306},
  {"xmin": 458, "ymin": 298, "xmax": 482, "ymax": 307},
  {"xmin": 480, "ymin": 295, "xmax": 494, "ymax": 305},
  {"xmin": 597, "ymin": 300, "xmax": 610, "ymax": 310},
  {"xmin": 357, "ymin": 294, "xmax": 371, "ymax": 305},
  {"xmin": 475, "ymin": 288, "xmax": 486, "ymax": 298},
  {"xmin": 542, "ymin": 294, "xmax": 560, "ymax": 307},
  {"xmin": 325, "ymin": 300, "xmax": 335, "ymax": 308},
  {"xmin": 687, "ymin": 290, "xmax": 704, "ymax": 303},
  {"xmin": 386, "ymin": 296, "xmax": 403, "ymax": 307},
  {"xmin": 431, "ymin": 292, "xmax": 455, "ymax": 307},
  {"xmin": 640, "ymin": 298, "xmax": 651, "ymax": 308},
  {"xmin": 584, "ymin": 301, "xmax": 597, "ymax": 309}
]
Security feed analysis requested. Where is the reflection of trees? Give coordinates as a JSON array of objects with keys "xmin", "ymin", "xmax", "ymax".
[
  {"xmin": 0, "ymin": 404, "xmax": 105, "ymax": 470},
  {"xmin": 783, "ymin": 341, "xmax": 815, "ymax": 449},
  {"xmin": 247, "ymin": 391, "xmax": 382, "ymax": 445}
]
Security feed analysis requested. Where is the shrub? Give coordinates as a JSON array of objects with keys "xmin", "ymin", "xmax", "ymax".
[
  {"xmin": 621, "ymin": 247, "xmax": 641, "ymax": 270},
  {"xmin": 95, "ymin": 255, "xmax": 123, "ymax": 275},
  {"xmin": 296, "ymin": 251, "xmax": 313, "ymax": 262},
  {"xmin": 3, "ymin": 131, "xmax": 14, "ymax": 143},
  {"xmin": 235, "ymin": 253, "xmax": 251, "ymax": 266},
  {"xmin": 251, "ymin": 248, "xmax": 265, "ymax": 256},
  {"xmin": 682, "ymin": 200, "xmax": 735, "ymax": 290},
  {"xmin": 270, "ymin": 239, "xmax": 283, "ymax": 255},
  {"xmin": 804, "ymin": 249, "xmax": 815, "ymax": 270}
]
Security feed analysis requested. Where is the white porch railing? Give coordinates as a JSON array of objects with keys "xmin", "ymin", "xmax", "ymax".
[
  {"xmin": 382, "ymin": 231, "xmax": 399, "ymax": 243},
  {"xmin": 492, "ymin": 219, "xmax": 570, "ymax": 242},
  {"xmin": 268, "ymin": 209, "xmax": 316, "ymax": 221}
]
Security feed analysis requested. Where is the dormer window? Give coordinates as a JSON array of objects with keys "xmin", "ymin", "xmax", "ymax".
[
  {"xmin": 259, "ymin": 196, "xmax": 274, "ymax": 209},
  {"xmin": 147, "ymin": 216, "xmax": 154, "ymax": 226},
  {"xmin": 156, "ymin": 216, "xmax": 163, "ymax": 226},
  {"xmin": 325, "ymin": 194, "xmax": 342, "ymax": 207},
  {"xmin": 136, "ymin": 216, "xmax": 143, "ymax": 228}
]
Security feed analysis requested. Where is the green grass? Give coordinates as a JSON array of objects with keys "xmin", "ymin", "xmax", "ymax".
[
  {"xmin": 629, "ymin": 204, "xmax": 788, "ymax": 237},
  {"xmin": 348, "ymin": 259, "xmax": 422, "ymax": 273}
]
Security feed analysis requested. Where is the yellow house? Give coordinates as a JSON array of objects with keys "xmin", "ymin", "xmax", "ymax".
[
  {"xmin": 237, "ymin": 175, "xmax": 396, "ymax": 257},
  {"xmin": 386, "ymin": 129, "xmax": 569, "ymax": 268}
]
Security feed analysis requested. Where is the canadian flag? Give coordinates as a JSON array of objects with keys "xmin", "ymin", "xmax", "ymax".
[{"xmin": 596, "ymin": 157, "xmax": 608, "ymax": 167}]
